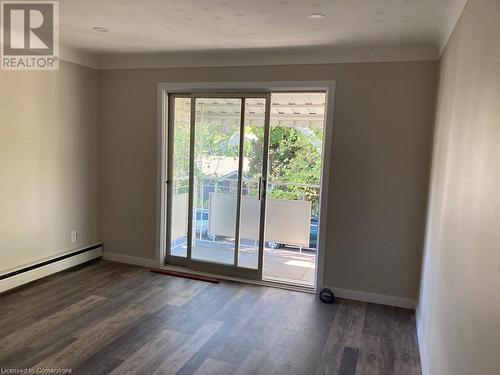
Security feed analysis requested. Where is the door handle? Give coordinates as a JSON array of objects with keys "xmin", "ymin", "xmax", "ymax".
[{"xmin": 258, "ymin": 177, "xmax": 266, "ymax": 201}]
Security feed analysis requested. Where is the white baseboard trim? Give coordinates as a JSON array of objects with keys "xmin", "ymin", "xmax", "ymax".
[
  {"xmin": 325, "ymin": 286, "xmax": 417, "ymax": 309},
  {"xmin": 0, "ymin": 246, "xmax": 102, "ymax": 294},
  {"xmin": 416, "ymin": 307, "xmax": 429, "ymax": 375},
  {"xmin": 102, "ymin": 251, "xmax": 156, "ymax": 268}
]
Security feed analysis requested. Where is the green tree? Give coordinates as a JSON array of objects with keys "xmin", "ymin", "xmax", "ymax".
[
  {"xmin": 172, "ymin": 115, "xmax": 323, "ymax": 216},
  {"xmin": 247, "ymin": 124, "xmax": 322, "ymax": 216}
]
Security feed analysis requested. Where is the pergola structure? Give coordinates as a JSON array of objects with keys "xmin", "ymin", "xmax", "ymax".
[{"xmin": 174, "ymin": 92, "xmax": 326, "ymax": 129}]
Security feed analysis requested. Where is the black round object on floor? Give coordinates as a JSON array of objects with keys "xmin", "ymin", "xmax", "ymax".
[{"xmin": 319, "ymin": 288, "xmax": 335, "ymax": 304}]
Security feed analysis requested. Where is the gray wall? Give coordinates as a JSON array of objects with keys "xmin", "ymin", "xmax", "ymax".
[
  {"xmin": 100, "ymin": 61, "xmax": 437, "ymax": 301},
  {"xmin": 418, "ymin": 0, "xmax": 500, "ymax": 374},
  {"xmin": 0, "ymin": 61, "xmax": 100, "ymax": 273}
]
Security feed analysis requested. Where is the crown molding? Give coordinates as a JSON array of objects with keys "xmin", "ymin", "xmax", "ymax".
[
  {"xmin": 0, "ymin": 42, "xmax": 100, "ymax": 70},
  {"xmin": 2, "ymin": 42, "xmax": 439, "ymax": 71},
  {"xmin": 437, "ymin": 0, "xmax": 469, "ymax": 58},
  {"xmin": 98, "ymin": 43, "xmax": 439, "ymax": 70},
  {"xmin": 59, "ymin": 44, "xmax": 100, "ymax": 69}
]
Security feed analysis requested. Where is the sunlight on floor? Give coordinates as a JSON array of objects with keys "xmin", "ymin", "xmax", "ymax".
[{"xmin": 284, "ymin": 259, "xmax": 315, "ymax": 269}]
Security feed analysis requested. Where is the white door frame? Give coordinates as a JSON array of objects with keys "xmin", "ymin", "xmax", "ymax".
[{"xmin": 156, "ymin": 81, "xmax": 336, "ymax": 291}]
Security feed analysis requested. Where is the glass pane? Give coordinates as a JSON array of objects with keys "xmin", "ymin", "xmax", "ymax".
[
  {"xmin": 263, "ymin": 92, "xmax": 326, "ymax": 286},
  {"xmin": 170, "ymin": 97, "xmax": 191, "ymax": 257},
  {"xmin": 191, "ymin": 98, "xmax": 242, "ymax": 265},
  {"xmin": 237, "ymin": 98, "xmax": 266, "ymax": 269}
]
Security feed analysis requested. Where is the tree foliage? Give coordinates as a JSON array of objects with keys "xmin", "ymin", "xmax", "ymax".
[
  {"xmin": 248, "ymin": 124, "xmax": 322, "ymax": 215},
  {"xmin": 172, "ymin": 117, "xmax": 323, "ymax": 216}
]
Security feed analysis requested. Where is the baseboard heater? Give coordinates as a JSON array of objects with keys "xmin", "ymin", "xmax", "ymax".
[{"xmin": 0, "ymin": 243, "xmax": 102, "ymax": 294}]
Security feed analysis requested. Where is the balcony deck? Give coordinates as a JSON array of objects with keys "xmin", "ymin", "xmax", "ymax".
[{"xmin": 171, "ymin": 241, "xmax": 316, "ymax": 287}]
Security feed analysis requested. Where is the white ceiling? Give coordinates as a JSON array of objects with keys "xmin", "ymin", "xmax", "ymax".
[{"xmin": 58, "ymin": 0, "xmax": 468, "ymax": 68}]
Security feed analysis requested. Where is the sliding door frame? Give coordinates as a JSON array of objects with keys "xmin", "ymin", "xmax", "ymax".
[
  {"xmin": 157, "ymin": 81, "xmax": 336, "ymax": 291},
  {"xmin": 186, "ymin": 93, "xmax": 269, "ymax": 279}
]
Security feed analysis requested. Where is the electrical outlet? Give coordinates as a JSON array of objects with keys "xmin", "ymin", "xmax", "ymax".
[{"xmin": 71, "ymin": 230, "xmax": 78, "ymax": 243}]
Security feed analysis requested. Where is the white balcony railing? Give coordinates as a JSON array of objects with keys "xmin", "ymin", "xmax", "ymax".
[{"xmin": 171, "ymin": 176, "xmax": 320, "ymax": 251}]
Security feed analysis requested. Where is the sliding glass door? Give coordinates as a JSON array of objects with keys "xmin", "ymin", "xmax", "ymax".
[
  {"xmin": 166, "ymin": 94, "xmax": 270, "ymax": 279},
  {"xmin": 166, "ymin": 91, "xmax": 326, "ymax": 287}
]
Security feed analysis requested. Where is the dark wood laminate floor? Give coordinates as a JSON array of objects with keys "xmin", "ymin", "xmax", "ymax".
[{"xmin": 0, "ymin": 260, "xmax": 421, "ymax": 375}]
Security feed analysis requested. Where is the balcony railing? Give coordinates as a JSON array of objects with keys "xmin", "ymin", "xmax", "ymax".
[{"xmin": 172, "ymin": 176, "xmax": 320, "ymax": 251}]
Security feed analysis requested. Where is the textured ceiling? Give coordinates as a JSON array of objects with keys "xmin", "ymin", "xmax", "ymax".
[{"xmin": 57, "ymin": 0, "xmax": 468, "ymax": 67}]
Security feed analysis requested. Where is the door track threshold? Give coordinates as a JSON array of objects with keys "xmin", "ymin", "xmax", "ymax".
[
  {"xmin": 151, "ymin": 268, "xmax": 219, "ymax": 283},
  {"xmin": 159, "ymin": 265, "xmax": 316, "ymax": 294}
]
